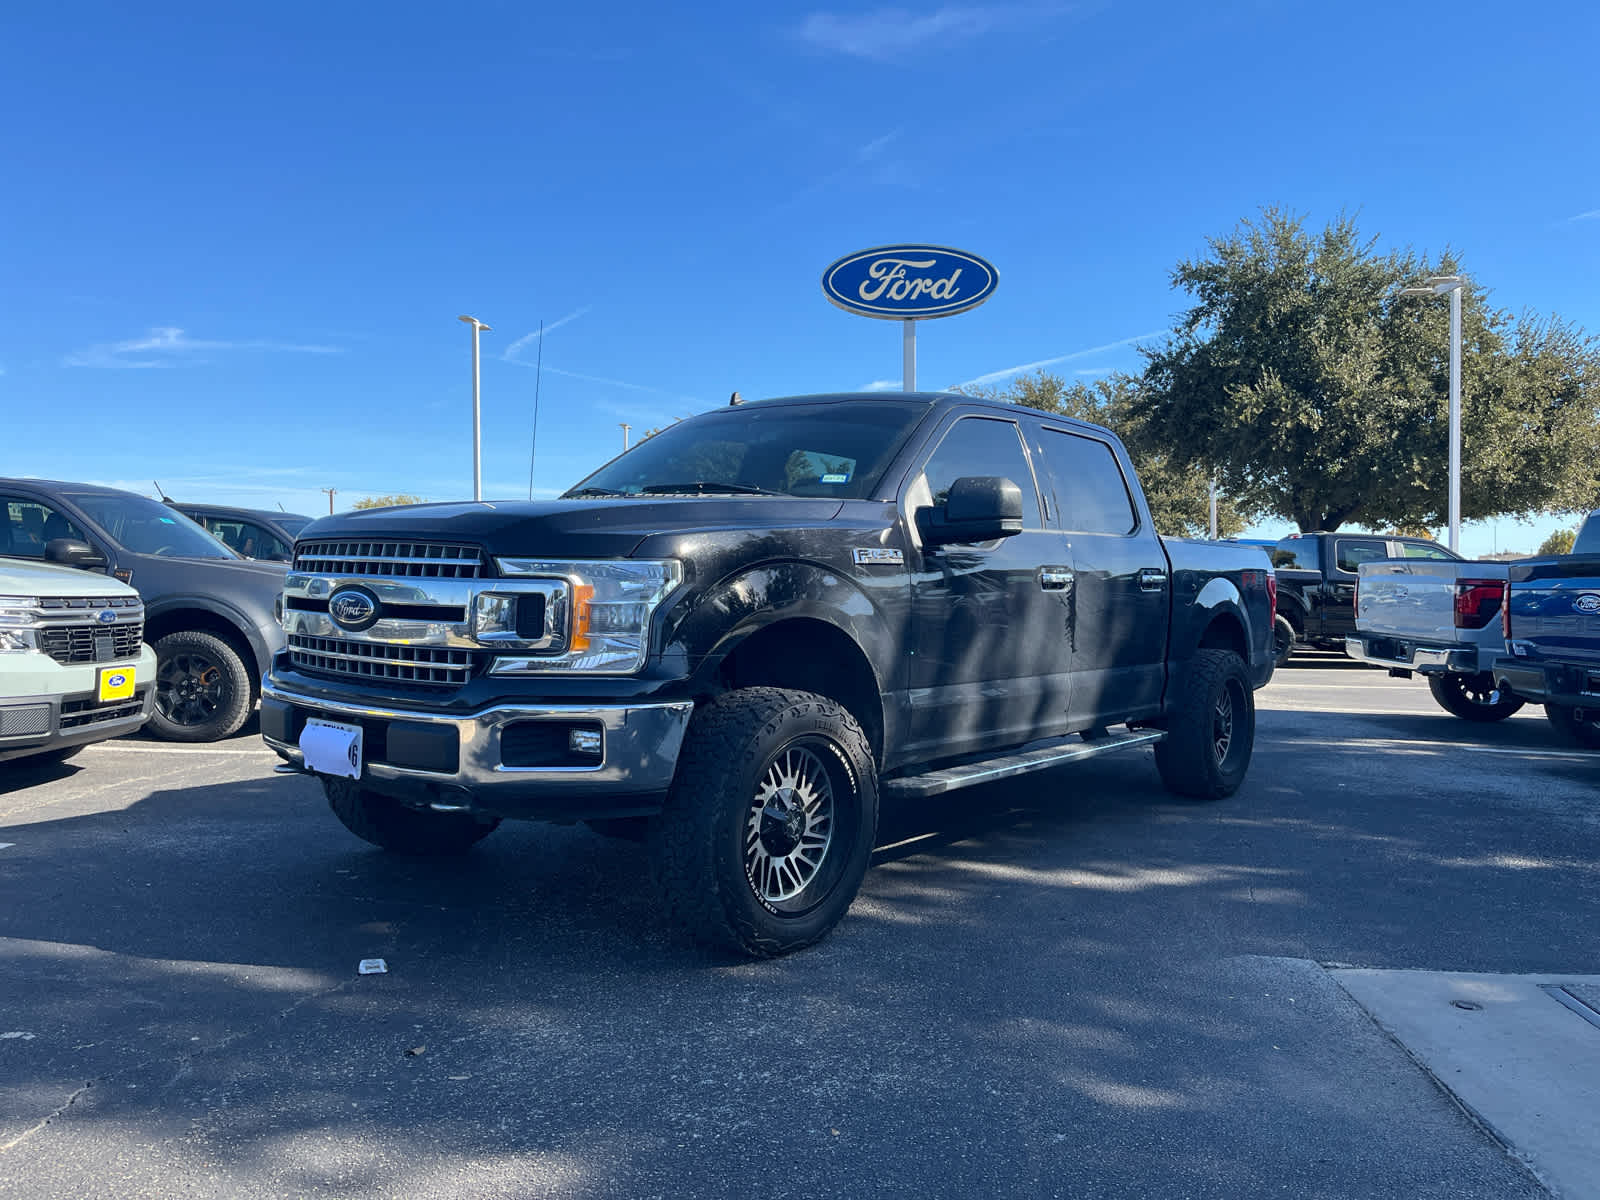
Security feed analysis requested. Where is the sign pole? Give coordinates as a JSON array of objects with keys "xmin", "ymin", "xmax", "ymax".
[{"xmin": 902, "ymin": 319, "xmax": 916, "ymax": 392}]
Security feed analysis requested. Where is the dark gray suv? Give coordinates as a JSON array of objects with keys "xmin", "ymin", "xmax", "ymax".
[{"xmin": 1, "ymin": 480, "xmax": 286, "ymax": 742}]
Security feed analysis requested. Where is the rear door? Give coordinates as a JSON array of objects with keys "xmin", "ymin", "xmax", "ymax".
[
  {"xmin": 1031, "ymin": 426, "xmax": 1167, "ymax": 726},
  {"xmin": 1325, "ymin": 535, "xmax": 1389, "ymax": 639},
  {"xmin": 901, "ymin": 414, "xmax": 1075, "ymax": 761}
]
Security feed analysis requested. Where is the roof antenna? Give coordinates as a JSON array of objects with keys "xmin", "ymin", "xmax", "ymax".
[
  {"xmin": 729, "ymin": 391, "xmax": 743, "ymax": 406},
  {"xmin": 153, "ymin": 480, "xmax": 171, "ymax": 501},
  {"xmin": 276, "ymin": 502, "xmax": 286, "ymax": 511}
]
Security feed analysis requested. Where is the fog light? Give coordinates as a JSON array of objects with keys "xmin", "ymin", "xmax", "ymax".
[{"xmin": 568, "ymin": 728, "xmax": 602, "ymax": 756}]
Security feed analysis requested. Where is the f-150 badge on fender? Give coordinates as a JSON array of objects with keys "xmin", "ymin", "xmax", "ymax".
[{"xmin": 853, "ymin": 548, "xmax": 904, "ymax": 566}]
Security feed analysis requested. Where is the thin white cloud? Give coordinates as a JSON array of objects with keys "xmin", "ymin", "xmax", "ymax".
[
  {"xmin": 64, "ymin": 326, "xmax": 341, "ymax": 369},
  {"xmin": 1563, "ymin": 209, "xmax": 1600, "ymax": 223},
  {"xmin": 502, "ymin": 306, "xmax": 593, "ymax": 363},
  {"xmin": 857, "ymin": 130, "xmax": 900, "ymax": 159},
  {"xmin": 951, "ymin": 329, "xmax": 1166, "ymax": 390},
  {"xmin": 1074, "ymin": 366, "xmax": 1115, "ymax": 376},
  {"xmin": 861, "ymin": 379, "xmax": 902, "ymax": 391},
  {"xmin": 795, "ymin": 5, "xmax": 1059, "ymax": 59}
]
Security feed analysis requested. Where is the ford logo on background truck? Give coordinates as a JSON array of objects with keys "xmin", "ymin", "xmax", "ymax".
[{"xmin": 822, "ymin": 244, "xmax": 999, "ymax": 319}]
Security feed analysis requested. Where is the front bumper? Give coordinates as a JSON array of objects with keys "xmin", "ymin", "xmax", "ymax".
[
  {"xmin": 0, "ymin": 647, "xmax": 158, "ymax": 764},
  {"xmin": 1492, "ymin": 655, "xmax": 1600, "ymax": 709},
  {"xmin": 1345, "ymin": 635, "xmax": 1480, "ymax": 675},
  {"xmin": 261, "ymin": 678, "xmax": 693, "ymax": 821}
]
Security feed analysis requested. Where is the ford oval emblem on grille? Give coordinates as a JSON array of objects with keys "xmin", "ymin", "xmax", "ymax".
[
  {"xmin": 328, "ymin": 586, "xmax": 380, "ymax": 631},
  {"xmin": 96, "ymin": 609, "xmax": 118, "ymax": 624}
]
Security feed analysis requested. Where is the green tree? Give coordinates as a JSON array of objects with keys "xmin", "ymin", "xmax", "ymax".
[
  {"xmin": 353, "ymin": 493, "xmax": 425, "ymax": 509},
  {"xmin": 1537, "ymin": 527, "xmax": 1576, "ymax": 556},
  {"xmin": 969, "ymin": 370, "xmax": 1250, "ymax": 538},
  {"xmin": 1131, "ymin": 208, "xmax": 1600, "ymax": 532}
]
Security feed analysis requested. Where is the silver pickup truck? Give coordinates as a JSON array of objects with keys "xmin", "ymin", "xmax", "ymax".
[{"xmin": 1346, "ymin": 559, "xmax": 1521, "ymax": 721}]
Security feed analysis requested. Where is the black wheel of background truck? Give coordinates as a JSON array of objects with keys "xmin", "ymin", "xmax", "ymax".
[
  {"xmin": 648, "ymin": 687, "xmax": 878, "ymax": 958},
  {"xmin": 1154, "ymin": 649, "xmax": 1255, "ymax": 800},
  {"xmin": 1427, "ymin": 671, "xmax": 1525, "ymax": 722},
  {"xmin": 148, "ymin": 630, "xmax": 253, "ymax": 742},
  {"xmin": 323, "ymin": 777, "xmax": 501, "ymax": 855},
  {"xmin": 1546, "ymin": 703, "xmax": 1600, "ymax": 749},
  {"xmin": 1272, "ymin": 616, "xmax": 1296, "ymax": 668}
]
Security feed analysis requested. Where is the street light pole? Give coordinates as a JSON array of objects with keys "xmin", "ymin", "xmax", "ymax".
[
  {"xmin": 1398, "ymin": 275, "xmax": 1467, "ymax": 551},
  {"xmin": 620, "ymin": 423, "xmax": 631, "ymax": 451},
  {"xmin": 458, "ymin": 315, "xmax": 492, "ymax": 501}
]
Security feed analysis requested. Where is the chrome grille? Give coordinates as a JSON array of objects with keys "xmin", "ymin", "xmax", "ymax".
[
  {"xmin": 39, "ymin": 621, "xmax": 144, "ymax": 665},
  {"xmin": 293, "ymin": 540, "xmax": 482, "ymax": 579},
  {"xmin": 288, "ymin": 633, "xmax": 474, "ymax": 686}
]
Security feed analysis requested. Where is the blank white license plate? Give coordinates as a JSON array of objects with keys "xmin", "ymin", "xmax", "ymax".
[{"xmin": 299, "ymin": 718, "xmax": 363, "ymax": 779}]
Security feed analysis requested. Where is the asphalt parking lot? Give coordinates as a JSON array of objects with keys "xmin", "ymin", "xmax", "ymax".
[{"xmin": 1, "ymin": 656, "xmax": 1596, "ymax": 1199}]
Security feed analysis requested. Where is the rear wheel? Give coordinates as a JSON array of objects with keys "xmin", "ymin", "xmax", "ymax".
[
  {"xmin": 148, "ymin": 631, "xmax": 253, "ymax": 742},
  {"xmin": 1155, "ymin": 649, "xmax": 1255, "ymax": 800},
  {"xmin": 323, "ymin": 778, "xmax": 501, "ymax": 855},
  {"xmin": 649, "ymin": 687, "xmax": 878, "ymax": 958},
  {"xmin": 1546, "ymin": 704, "xmax": 1600, "ymax": 749},
  {"xmin": 1426, "ymin": 672, "xmax": 1525, "ymax": 722},
  {"xmin": 1272, "ymin": 616, "xmax": 1296, "ymax": 668}
]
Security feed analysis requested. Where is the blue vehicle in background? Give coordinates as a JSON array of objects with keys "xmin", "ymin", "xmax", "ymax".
[{"xmin": 1494, "ymin": 510, "xmax": 1600, "ymax": 748}]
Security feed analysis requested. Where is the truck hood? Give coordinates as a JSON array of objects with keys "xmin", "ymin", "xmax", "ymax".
[
  {"xmin": 0, "ymin": 556, "xmax": 142, "ymax": 599},
  {"xmin": 299, "ymin": 497, "xmax": 849, "ymax": 561}
]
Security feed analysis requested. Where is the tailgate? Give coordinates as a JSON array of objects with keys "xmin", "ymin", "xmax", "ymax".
[
  {"xmin": 1356, "ymin": 561, "xmax": 1487, "ymax": 639},
  {"xmin": 1507, "ymin": 557, "xmax": 1600, "ymax": 666}
]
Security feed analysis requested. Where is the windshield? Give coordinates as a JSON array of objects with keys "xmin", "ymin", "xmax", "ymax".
[
  {"xmin": 566, "ymin": 400, "xmax": 931, "ymax": 500},
  {"xmin": 69, "ymin": 492, "xmax": 239, "ymax": 559}
]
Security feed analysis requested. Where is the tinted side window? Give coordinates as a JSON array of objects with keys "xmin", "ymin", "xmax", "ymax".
[
  {"xmin": 1271, "ymin": 537, "xmax": 1319, "ymax": 570},
  {"xmin": 1038, "ymin": 429, "xmax": 1137, "ymax": 535},
  {"xmin": 1401, "ymin": 541, "xmax": 1454, "ymax": 560},
  {"xmin": 1335, "ymin": 538, "xmax": 1390, "ymax": 573},
  {"xmin": 919, "ymin": 417, "xmax": 1041, "ymax": 528},
  {"xmin": 1, "ymin": 496, "xmax": 89, "ymax": 559}
]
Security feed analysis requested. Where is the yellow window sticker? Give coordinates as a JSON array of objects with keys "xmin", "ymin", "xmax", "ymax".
[{"xmin": 97, "ymin": 666, "xmax": 136, "ymax": 703}]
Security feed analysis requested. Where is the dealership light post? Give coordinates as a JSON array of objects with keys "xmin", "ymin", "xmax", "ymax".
[
  {"xmin": 1398, "ymin": 275, "xmax": 1467, "ymax": 551},
  {"xmin": 458, "ymin": 315, "xmax": 492, "ymax": 501}
]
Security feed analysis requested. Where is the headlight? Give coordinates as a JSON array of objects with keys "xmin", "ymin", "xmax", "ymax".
[
  {"xmin": 489, "ymin": 559, "xmax": 682, "ymax": 674},
  {"xmin": 0, "ymin": 597, "xmax": 41, "ymax": 653}
]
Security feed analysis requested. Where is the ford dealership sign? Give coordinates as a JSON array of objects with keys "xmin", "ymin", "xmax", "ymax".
[{"xmin": 822, "ymin": 245, "xmax": 998, "ymax": 320}]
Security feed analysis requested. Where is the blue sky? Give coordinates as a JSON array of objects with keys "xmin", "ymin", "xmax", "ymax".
[{"xmin": 3, "ymin": 1, "xmax": 1596, "ymax": 556}]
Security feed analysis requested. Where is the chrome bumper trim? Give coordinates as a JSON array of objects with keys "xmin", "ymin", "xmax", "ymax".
[{"xmin": 1344, "ymin": 637, "xmax": 1477, "ymax": 674}]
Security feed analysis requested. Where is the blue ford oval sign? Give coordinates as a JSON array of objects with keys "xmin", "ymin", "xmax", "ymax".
[{"xmin": 822, "ymin": 245, "xmax": 998, "ymax": 320}]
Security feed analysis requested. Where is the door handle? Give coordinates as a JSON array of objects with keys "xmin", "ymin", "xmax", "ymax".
[
  {"xmin": 1138, "ymin": 568, "xmax": 1169, "ymax": 591},
  {"xmin": 1039, "ymin": 566, "xmax": 1074, "ymax": 590}
]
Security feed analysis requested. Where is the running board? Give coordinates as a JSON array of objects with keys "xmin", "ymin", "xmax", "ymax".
[{"xmin": 882, "ymin": 729, "xmax": 1165, "ymax": 800}]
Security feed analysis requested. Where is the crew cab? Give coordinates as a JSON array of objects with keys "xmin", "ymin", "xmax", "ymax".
[
  {"xmin": 1, "ymin": 557, "xmax": 155, "ymax": 765},
  {"xmin": 1346, "ymin": 561, "xmax": 1520, "ymax": 721},
  {"xmin": 262, "ymin": 393, "xmax": 1276, "ymax": 956},
  {"xmin": 172, "ymin": 503, "xmax": 312, "ymax": 564},
  {"xmin": 1271, "ymin": 531, "xmax": 1460, "ymax": 663},
  {"xmin": 1, "ymin": 480, "xmax": 287, "ymax": 741},
  {"xmin": 1493, "ymin": 510, "xmax": 1600, "ymax": 748}
]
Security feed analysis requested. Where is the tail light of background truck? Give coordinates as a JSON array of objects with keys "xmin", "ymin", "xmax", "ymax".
[{"xmin": 1454, "ymin": 579, "xmax": 1505, "ymax": 630}]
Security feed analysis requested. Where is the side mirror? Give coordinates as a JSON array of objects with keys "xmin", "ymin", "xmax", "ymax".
[
  {"xmin": 919, "ymin": 476, "xmax": 1025, "ymax": 547},
  {"xmin": 44, "ymin": 538, "xmax": 108, "ymax": 570}
]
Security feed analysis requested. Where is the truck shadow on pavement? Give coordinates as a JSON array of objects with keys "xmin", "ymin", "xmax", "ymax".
[{"xmin": 0, "ymin": 734, "xmax": 1588, "ymax": 1197}]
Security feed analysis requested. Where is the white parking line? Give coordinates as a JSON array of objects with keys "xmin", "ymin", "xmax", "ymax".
[{"xmin": 1273, "ymin": 736, "xmax": 1594, "ymax": 760}]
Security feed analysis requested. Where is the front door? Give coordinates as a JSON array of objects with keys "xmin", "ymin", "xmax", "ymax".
[
  {"xmin": 901, "ymin": 415, "xmax": 1074, "ymax": 763},
  {"xmin": 1032, "ymin": 427, "xmax": 1168, "ymax": 727}
]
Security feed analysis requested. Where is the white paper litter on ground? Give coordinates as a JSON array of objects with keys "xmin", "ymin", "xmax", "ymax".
[{"xmin": 358, "ymin": 959, "xmax": 388, "ymax": 975}]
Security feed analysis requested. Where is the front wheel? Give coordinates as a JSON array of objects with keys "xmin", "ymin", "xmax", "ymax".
[
  {"xmin": 1426, "ymin": 672, "xmax": 1525, "ymax": 722},
  {"xmin": 1546, "ymin": 704, "xmax": 1600, "ymax": 749},
  {"xmin": 649, "ymin": 688, "xmax": 878, "ymax": 958},
  {"xmin": 323, "ymin": 778, "xmax": 501, "ymax": 855},
  {"xmin": 1155, "ymin": 649, "xmax": 1255, "ymax": 800},
  {"xmin": 1272, "ymin": 616, "xmax": 1296, "ymax": 668},
  {"xmin": 148, "ymin": 630, "xmax": 254, "ymax": 742}
]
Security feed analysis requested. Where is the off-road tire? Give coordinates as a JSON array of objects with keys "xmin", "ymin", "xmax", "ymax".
[
  {"xmin": 1272, "ymin": 616, "xmax": 1296, "ymax": 668},
  {"xmin": 648, "ymin": 687, "xmax": 878, "ymax": 958},
  {"xmin": 1154, "ymin": 649, "xmax": 1255, "ymax": 800},
  {"xmin": 1427, "ymin": 671, "xmax": 1525, "ymax": 722},
  {"xmin": 148, "ymin": 630, "xmax": 253, "ymax": 742},
  {"xmin": 1546, "ymin": 703, "xmax": 1600, "ymax": 749},
  {"xmin": 323, "ymin": 777, "xmax": 501, "ymax": 855}
]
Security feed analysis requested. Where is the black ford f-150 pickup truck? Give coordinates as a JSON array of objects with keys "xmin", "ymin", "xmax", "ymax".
[{"xmin": 263, "ymin": 392, "xmax": 1276, "ymax": 955}]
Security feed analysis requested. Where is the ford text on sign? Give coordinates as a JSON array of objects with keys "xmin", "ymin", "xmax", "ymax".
[{"xmin": 821, "ymin": 245, "xmax": 998, "ymax": 320}]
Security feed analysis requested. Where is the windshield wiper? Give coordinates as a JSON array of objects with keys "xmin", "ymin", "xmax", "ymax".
[
  {"xmin": 564, "ymin": 487, "xmax": 626, "ymax": 498},
  {"xmin": 639, "ymin": 481, "xmax": 782, "ymax": 496}
]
